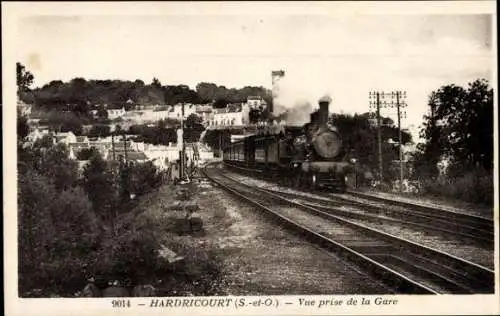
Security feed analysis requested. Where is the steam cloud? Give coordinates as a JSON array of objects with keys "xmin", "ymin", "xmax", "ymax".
[{"xmin": 273, "ymin": 74, "xmax": 332, "ymax": 126}]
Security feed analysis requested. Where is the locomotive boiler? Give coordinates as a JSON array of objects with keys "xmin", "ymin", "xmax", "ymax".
[{"xmin": 223, "ymin": 96, "xmax": 349, "ymax": 192}]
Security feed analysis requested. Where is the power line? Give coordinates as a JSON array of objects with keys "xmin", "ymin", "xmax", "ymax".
[
  {"xmin": 388, "ymin": 91, "xmax": 407, "ymax": 192},
  {"xmin": 369, "ymin": 90, "xmax": 408, "ymax": 190}
]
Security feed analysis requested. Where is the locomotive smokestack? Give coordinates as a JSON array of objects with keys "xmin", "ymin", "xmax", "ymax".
[{"xmin": 318, "ymin": 95, "xmax": 332, "ymax": 126}]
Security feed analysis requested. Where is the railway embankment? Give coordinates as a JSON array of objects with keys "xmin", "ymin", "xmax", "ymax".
[
  {"xmin": 75, "ymin": 181, "xmax": 225, "ymax": 297},
  {"xmin": 76, "ymin": 176, "xmax": 390, "ymax": 297}
]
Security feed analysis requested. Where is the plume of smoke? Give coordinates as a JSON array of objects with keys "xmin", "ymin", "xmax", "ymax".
[
  {"xmin": 273, "ymin": 73, "xmax": 331, "ymax": 126},
  {"xmin": 274, "ymin": 101, "xmax": 313, "ymax": 126}
]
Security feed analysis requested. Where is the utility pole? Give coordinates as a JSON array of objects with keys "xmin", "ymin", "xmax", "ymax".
[
  {"xmin": 369, "ymin": 91, "xmax": 384, "ymax": 181},
  {"xmin": 179, "ymin": 103, "xmax": 185, "ymax": 181},
  {"xmin": 389, "ymin": 91, "xmax": 407, "ymax": 192},
  {"xmin": 219, "ymin": 132, "xmax": 222, "ymax": 157},
  {"xmin": 111, "ymin": 132, "xmax": 116, "ymax": 161},
  {"xmin": 123, "ymin": 132, "xmax": 128, "ymax": 162}
]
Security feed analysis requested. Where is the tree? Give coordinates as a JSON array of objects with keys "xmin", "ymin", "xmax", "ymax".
[
  {"xmin": 40, "ymin": 110, "xmax": 87, "ymax": 135},
  {"xmin": 213, "ymin": 99, "xmax": 228, "ymax": 108},
  {"xmin": 38, "ymin": 143, "xmax": 80, "ymax": 191},
  {"xmin": 185, "ymin": 113, "xmax": 203, "ymax": 130},
  {"xmin": 196, "ymin": 82, "xmax": 219, "ymax": 102},
  {"xmin": 416, "ymin": 79, "xmax": 493, "ymax": 177},
  {"xmin": 412, "ymin": 92, "xmax": 442, "ymax": 177},
  {"xmin": 20, "ymin": 137, "xmax": 79, "ymax": 191},
  {"xmin": 76, "ymin": 147, "xmax": 101, "ymax": 160},
  {"xmin": 18, "ymin": 168, "xmax": 101, "ymax": 296},
  {"xmin": 163, "ymin": 85, "xmax": 201, "ymax": 105},
  {"xmin": 96, "ymin": 106, "xmax": 109, "ymax": 120},
  {"xmin": 17, "ymin": 62, "xmax": 34, "ymax": 96},
  {"xmin": 151, "ymin": 77, "xmax": 162, "ymax": 88},
  {"xmin": 129, "ymin": 162, "xmax": 161, "ymax": 195},
  {"xmin": 196, "ymin": 82, "xmax": 271, "ymax": 104},
  {"xmin": 330, "ymin": 113, "xmax": 412, "ymax": 181},
  {"xmin": 88, "ymin": 124, "xmax": 111, "ymax": 138},
  {"xmin": 17, "ymin": 115, "xmax": 30, "ymax": 140},
  {"xmin": 82, "ymin": 153, "xmax": 117, "ymax": 223}
]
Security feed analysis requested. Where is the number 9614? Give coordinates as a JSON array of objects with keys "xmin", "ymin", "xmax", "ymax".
[{"xmin": 112, "ymin": 299, "xmax": 131, "ymax": 308}]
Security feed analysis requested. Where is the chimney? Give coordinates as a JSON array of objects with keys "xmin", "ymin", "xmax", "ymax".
[
  {"xmin": 318, "ymin": 95, "xmax": 331, "ymax": 126},
  {"xmin": 310, "ymin": 111, "xmax": 318, "ymax": 125}
]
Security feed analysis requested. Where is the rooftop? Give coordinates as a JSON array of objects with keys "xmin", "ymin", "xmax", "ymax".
[
  {"xmin": 213, "ymin": 103, "xmax": 244, "ymax": 114},
  {"xmin": 112, "ymin": 150, "xmax": 148, "ymax": 161}
]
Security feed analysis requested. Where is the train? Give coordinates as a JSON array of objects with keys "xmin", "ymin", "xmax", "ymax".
[{"xmin": 223, "ymin": 96, "xmax": 350, "ymax": 192}]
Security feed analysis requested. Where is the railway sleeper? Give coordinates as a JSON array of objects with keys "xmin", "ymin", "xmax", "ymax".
[
  {"xmin": 370, "ymin": 254, "xmax": 477, "ymax": 294},
  {"xmin": 398, "ymin": 251, "xmax": 494, "ymax": 293}
]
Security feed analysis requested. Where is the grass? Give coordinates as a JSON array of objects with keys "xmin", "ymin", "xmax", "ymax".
[{"xmin": 418, "ymin": 171, "xmax": 493, "ymax": 206}]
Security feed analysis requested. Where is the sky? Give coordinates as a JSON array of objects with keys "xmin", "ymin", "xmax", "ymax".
[{"xmin": 15, "ymin": 3, "xmax": 495, "ymax": 142}]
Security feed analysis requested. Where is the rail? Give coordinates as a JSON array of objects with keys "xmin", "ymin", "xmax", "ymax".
[{"xmin": 204, "ymin": 166, "xmax": 494, "ymax": 294}]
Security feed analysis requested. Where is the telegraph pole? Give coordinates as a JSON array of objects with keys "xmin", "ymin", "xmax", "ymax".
[
  {"xmin": 396, "ymin": 92, "xmax": 403, "ymax": 190},
  {"xmin": 123, "ymin": 132, "xmax": 128, "ymax": 162},
  {"xmin": 179, "ymin": 103, "xmax": 185, "ymax": 181},
  {"xmin": 111, "ymin": 132, "xmax": 116, "ymax": 161},
  {"xmin": 370, "ymin": 90, "xmax": 407, "ymax": 190},
  {"xmin": 369, "ymin": 91, "xmax": 384, "ymax": 181},
  {"xmin": 219, "ymin": 132, "xmax": 222, "ymax": 157},
  {"xmin": 390, "ymin": 91, "xmax": 407, "ymax": 192}
]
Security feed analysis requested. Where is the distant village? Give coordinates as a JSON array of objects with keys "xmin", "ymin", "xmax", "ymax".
[{"xmin": 18, "ymin": 95, "xmax": 271, "ymax": 173}]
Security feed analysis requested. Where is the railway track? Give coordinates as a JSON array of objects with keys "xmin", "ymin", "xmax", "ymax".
[
  {"xmin": 265, "ymin": 188, "xmax": 494, "ymax": 247},
  {"xmin": 345, "ymin": 190, "xmax": 494, "ymax": 236},
  {"xmin": 224, "ymin": 162, "xmax": 494, "ymax": 246},
  {"xmin": 203, "ymin": 165, "xmax": 495, "ymax": 294}
]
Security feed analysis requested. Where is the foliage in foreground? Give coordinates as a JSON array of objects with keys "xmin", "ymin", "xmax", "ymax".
[{"xmin": 17, "ymin": 137, "xmax": 166, "ymax": 296}]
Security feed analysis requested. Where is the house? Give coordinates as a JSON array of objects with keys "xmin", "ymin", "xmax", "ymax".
[
  {"xmin": 109, "ymin": 147, "xmax": 149, "ymax": 163},
  {"xmin": 210, "ymin": 103, "xmax": 250, "ymax": 127},
  {"xmin": 26, "ymin": 127, "xmax": 51, "ymax": 143},
  {"xmin": 17, "ymin": 100, "xmax": 32, "ymax": 116},
  {"xmin": 76, "ymin": 135, "xmax": 89, "ymax": 143},
  {"xmin": 246, "ymin": 96, "xmax": 267, "ymax": 110},
  {"xmin": 167, "ymin": 103, "xmax": 197, "ymax": 120},
  {"xmin": 133, "ymin": 104, "xmax": 157, "ymax": 111},
  {"xmin": 107, "ymin": 107, "xmax": 126, "ymax": 120},
  {"xmin": 195, "ymin": 104, "xmax": 213, "ymax": 124},
  {"xmin": 82, "ymin": 125, "xmax": 93, "ymax": 134},
  {"xmin": 54, "ymin": 131, "xmax": 77, "ymax": 144}
]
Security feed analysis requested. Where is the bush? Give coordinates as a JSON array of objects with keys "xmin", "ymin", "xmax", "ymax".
[
  {"xmin": 18, "ymin": 171, "xmax": 102, "ymax": 297},
  {"xmin": 76, "ymin": 147, "xmax": 101, "ymax": 160},
  {"xmin": 97, "ymin": 229, "xmax": 162, "ymax": 284},
  {"xmin": 419, "ymin": 168, "xmax": 493, "ymax": 205}
]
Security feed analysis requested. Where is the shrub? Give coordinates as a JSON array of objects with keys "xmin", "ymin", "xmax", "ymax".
[
  {"xmin": 419, "ymin": 168, "xmax": 493, "ymax": 205},
  {"xmin": 96, "ymin": 228, "xmax": 163, "ymax": 285},
  {"xmin": 18, "ymin": 171, "xmax": 102, "ymax": 297}
]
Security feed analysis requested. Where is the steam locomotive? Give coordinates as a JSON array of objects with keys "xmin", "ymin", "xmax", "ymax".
[{"xmin": 223, "ymin": 96, "xmax": 350, "ymax": 192}]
